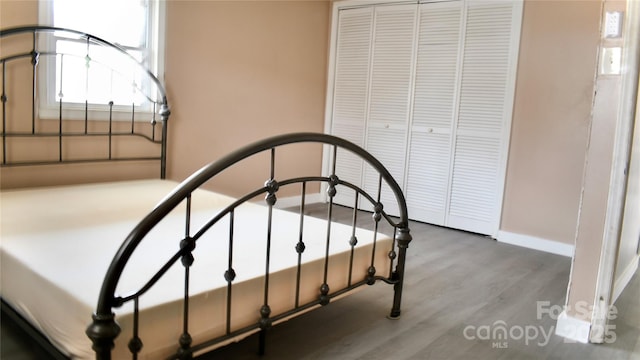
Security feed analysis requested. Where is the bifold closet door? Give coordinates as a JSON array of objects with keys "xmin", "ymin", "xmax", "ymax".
[
  {"xmin": 446, "ymin": 1, "xmax": 520, "ymax": 235},
  {"xmin": 329, "ymin": 7, "xmax": 373, "ymax": 207},
  {"xmin": 329, "ymin": 5, "xmax": 417, "ymax": 214},
  {"xmin": 362, "ymin": 4, "xmax": 417, "ymax": 217},
  {"xmin": 327, "ymin": 0, "xmax": 522, "ymax": 236},
  {"xmin": 407, "ymin": 0, "xmax": 520, "ymax": 235},
  {"xmin": 405, "ymin": 1, "xmax": 463, "ymax": 226}
]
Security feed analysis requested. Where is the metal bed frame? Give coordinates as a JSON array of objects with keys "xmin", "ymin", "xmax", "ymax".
[
  {"xmin": 1, "ymin": 26, "xmax": 412, "ymax": 360},
  {"xmin": 0, "ymin": 26, "xmax": 170, "ymax": 177},
  {"xmin": 86, "ymin": 132, "xmax": 412, "ymax": 359}
]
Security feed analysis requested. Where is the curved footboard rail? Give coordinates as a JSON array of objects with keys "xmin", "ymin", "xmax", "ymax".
[{"xmin": 87, "ymin": 132, "xmax": 412, "ymax": 359}]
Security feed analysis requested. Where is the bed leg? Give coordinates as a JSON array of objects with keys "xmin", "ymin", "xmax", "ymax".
[
  {"xmin": 389, "ymin": 227, "xmax": 412, "ymax": 319},
  {"xmin": 258, "ymin": 304, "xmax": 271, "ymax": 356},
  {"xmin": 258, "ymin": 329, "xmax": 267, "ymax": 356}
]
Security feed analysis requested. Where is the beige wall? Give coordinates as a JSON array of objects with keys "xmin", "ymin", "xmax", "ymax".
[
  {"xmin": 0, "ymin": 0, "xmax": 38, "ymax": 27},
  {"xmin": 164, "ymin": 1, "xmax": 330, "ymax": 197},
  {"xmin": 501, "ymin": 0, "xmax": 602, "ymax": 245}
]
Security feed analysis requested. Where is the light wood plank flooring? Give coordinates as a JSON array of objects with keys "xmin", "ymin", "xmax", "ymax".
[{"xmin": 2, "ymin": 203, "xmax": 638, "ymax": 359}]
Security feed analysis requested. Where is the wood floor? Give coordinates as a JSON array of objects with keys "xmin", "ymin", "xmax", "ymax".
[{"xmin": 2, "ymin": 203, "xmax": 639, "ymax": 359}]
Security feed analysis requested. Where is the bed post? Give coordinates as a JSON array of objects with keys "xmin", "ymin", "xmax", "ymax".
[
  {"xmin": 86, "ymin": 312, "xmax": 121, "ymax": 360},
  {"xmin": 159, "ymin": 102, "xmax": 170, "ymax": 179},
  {"xmin": 389, "ymin": 226, "xmax": 412, "ymax": 319}
]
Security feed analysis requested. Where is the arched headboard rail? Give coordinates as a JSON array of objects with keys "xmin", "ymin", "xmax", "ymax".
[{"xmin": 0, "ymin": 25, "xmax": 170, "ymax": 178}]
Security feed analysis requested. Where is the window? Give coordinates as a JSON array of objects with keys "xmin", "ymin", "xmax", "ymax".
[{"xmin": 38, "ymin": 0, "xmax": 165, "ymax": 119}]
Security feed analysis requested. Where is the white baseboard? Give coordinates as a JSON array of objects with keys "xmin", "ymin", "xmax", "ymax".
[
  {"xmin": 555, "ymin": 310, "xmax": 591, "ymax": 343},
  {"xmin": 497, "ymin": 231, "xmax": 575, "ymax": 257},
  {"xmin": 274, "ymin": 193, "xmax": 324, "ymax": 209},
  {"xmin": 612, "ymin": 254, "xmax": 639, "ymax": 304}
]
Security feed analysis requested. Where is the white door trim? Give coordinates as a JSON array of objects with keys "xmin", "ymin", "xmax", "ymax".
[{"xmin": 590, "ymin": 0, "xmax": 640, "ymax": 343}]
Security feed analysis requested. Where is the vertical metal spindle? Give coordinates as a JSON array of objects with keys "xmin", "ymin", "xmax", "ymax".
[
  {"xmin": 294, "ymin": 181, "xmax": 307, "ymax": 308},
  {"xmin": 259, "ymin": 201, "xmax": 274, "ymax": 356},
  {"xmin": 185, "ymin": 194, "xmax": 192, "ymax": 241},
  {"xmin": 331, "ymin": 145, "xmax": 337, "ymax": 175},
  {"xmin": 225, "ymin": 210, "xmax": 236, "ymax": 335},
  {"xmin": 58, "ymin": 54, "xmax": 64, "ymax": 162},
  {"xmin": 178, "ymin": 265, "xmax": 192, "ymax": 358},
  {"xmin": 131, "ymin": 102, "xmax": 135, "ymax": 134},
  {"xmin": 321, "ymin": 193, "xmax": 334, "ymax": 304},
  {"xmin": 151, "ymin": 102, "xmax": 157, "ymax": 142},
  {"xmin": 84, "ymin": 38, "xmax": 91, "ymax": 134},
  {"xmin": 108, "ymin": 101, "xmax": 113, "ymax": 160},
  {"xmin": 264, "ymin": 149, "xmax": 276, "ymax": 303},
  {"xmin": 2, "ymin": 62, "xmax": 7, "ymax": 165},
  {"xmin": 31, "ymin": 31, "xmax": 38, "ymax": 135},
  {"xmin": 320, "ymin": 145, "xmax": 339, "ymax": 306},
  {"xmin": 84, "ymin": 102, "xmax": 89, "ymax": 133},
  {"xmin": 270, "ymin": 147, "xmax": 275, "ymax": 179},
  {"xmin": 389, "ymin": 227, "xmax": 398, "ymax": 277},
  {"xmin": 159, "ymin": 103, "xmax": 170, "ymax": 179},
  {"xmin": 130, "ymin": 63, "xmax": 136, "ymax": 134},
  {"xmin": 372, "ymin": 175, "xmax": 383, "ymax": 263},
  {"xmin": 127, "ymin": 298, "xmax": 142, "ymax": 359},
  {"xmin": 259, "ymin": 148, "xmax": 278, "ymax": 355},
  {"xmin": 367, "ymin": 174, "xmax": 383, "ymax": 285},
  {"xmin": 347, "ymin": 191, "xmax": 360, "ymax": 287},
  {"xmin": 178, "ymin": 194, "xmax": 194, "ymax": 359}
]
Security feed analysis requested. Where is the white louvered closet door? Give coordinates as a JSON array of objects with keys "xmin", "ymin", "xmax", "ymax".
[
  {"xmin": 362, "ymin": 4, "xmax": 417, "ymax": 216},
  {"xmin": 330, "ymin": 7, "xmax": 373, "ymax": 207},
  {"xmin": 405, "ymin": 1, "xmax": 462, "ymax": 225},
  {"xmin": 446, "ymin": 1, "xmax": 520, "ymax": 235},
  {"xmin": 326, "ymin": 0, "xmax": 522, "ymax": 237}
]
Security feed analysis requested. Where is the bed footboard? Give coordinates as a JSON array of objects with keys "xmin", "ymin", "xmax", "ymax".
[{"xmin": 86, "ymin": 133, "xmax": 412, "ymax": 359}]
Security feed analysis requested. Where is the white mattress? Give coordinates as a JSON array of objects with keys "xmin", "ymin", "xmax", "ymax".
[{"xmin": 0, "ymin": 179, "xmax": 392, "ymax": 359}]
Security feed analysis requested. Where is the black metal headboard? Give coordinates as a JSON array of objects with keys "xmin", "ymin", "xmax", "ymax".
[{"xmin": 0, "ymin": 26, "xmax": 170, "ymax": 178}]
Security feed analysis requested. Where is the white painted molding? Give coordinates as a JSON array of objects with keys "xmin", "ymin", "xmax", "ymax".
[
  {"xmin": 496, "ymin": 231, "xmax": 575, "ymax": 258},
  {"xmin": 611, "ymin": 254, "xmax": 639, "ymax": 304},
  {"xmin": 274, "ymin": 193, "xmax": 324, "ymax": 210},
  {"xmin": 591, "ymin": 0, "xmax": 640, "ymax": 340},
  {"xmin": 555, "ymin": 310, "xmax": 591, "ymax": 343}
]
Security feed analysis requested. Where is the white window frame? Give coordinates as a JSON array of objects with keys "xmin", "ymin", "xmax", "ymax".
[{"xmin": 37, "ymin": 0, "xmax": 166, "ymax": 121}]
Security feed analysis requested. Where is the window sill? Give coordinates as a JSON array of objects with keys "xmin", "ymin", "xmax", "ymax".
[{"xmin": 38, "ymin": 104, "xmax": 157, "ymax": 123}]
